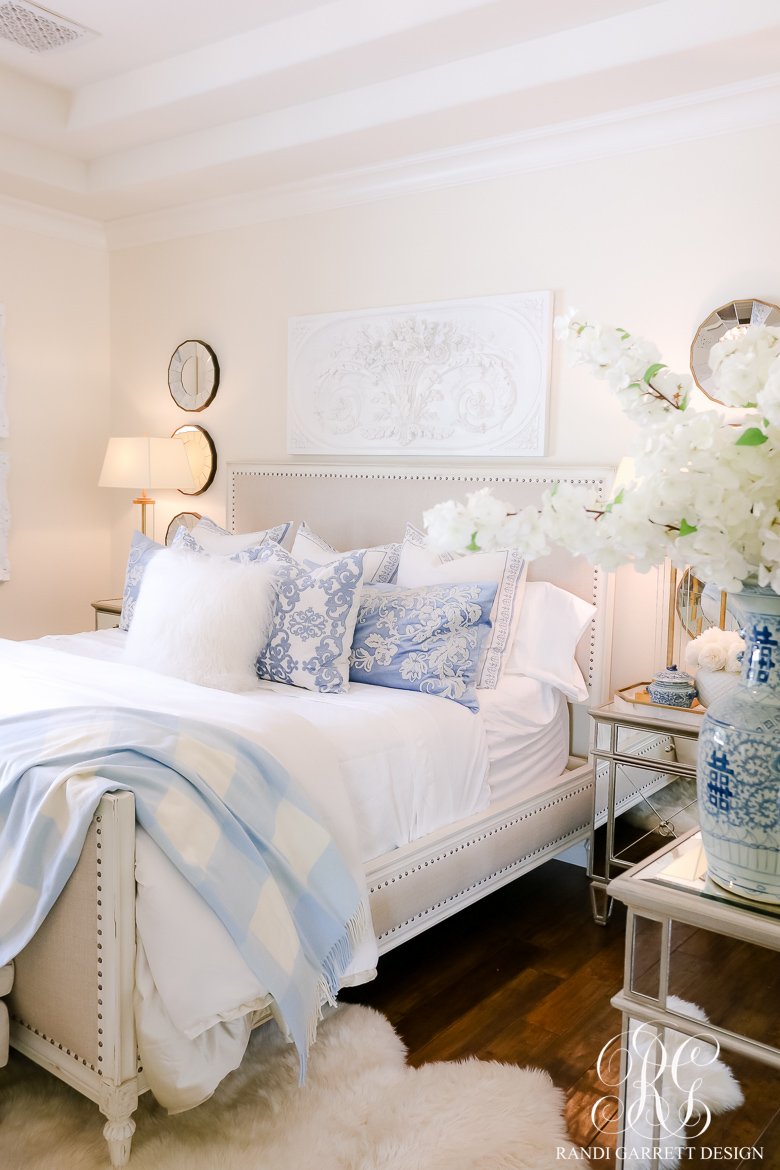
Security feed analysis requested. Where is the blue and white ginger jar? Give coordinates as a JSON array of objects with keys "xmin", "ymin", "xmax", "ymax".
[
  {"xmin": 647, "ymin": 665, "xmax": 697, "ymax": 708},
  {"xmin": 697, "ymin": 584, "xmax": 780, "ymax": 903}
]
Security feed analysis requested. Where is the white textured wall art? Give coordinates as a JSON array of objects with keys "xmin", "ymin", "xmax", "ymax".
[{"xmin": 288, "ymin": 290, "xmax": 551, "ymax": 457}]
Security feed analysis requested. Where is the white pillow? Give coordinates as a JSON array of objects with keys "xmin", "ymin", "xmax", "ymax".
[
  {"xmin": 122, "ymin": 547, "xmax": 277, "ymax": 692},
  {"xmin": 396, "ymin": 523, "xmax": 527, "ymax": 689},
  {"xmin": 504, "ymin": 581, "xmax": 596, "ymax": 702},
  {"xmin": 290, "ymin": 521, "xmax": 400, "ymax": 584},
  {"xmin": 190, "ymin": 515, "xmax": 291, "ymax": 556}
]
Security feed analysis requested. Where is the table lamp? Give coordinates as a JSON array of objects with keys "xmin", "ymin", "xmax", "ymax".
[{"xmin": 99, "ymin": 436, "xmax": 195, "ymax": 537}]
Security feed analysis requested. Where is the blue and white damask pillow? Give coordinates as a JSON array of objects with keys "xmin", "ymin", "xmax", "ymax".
[
  {"xmin": 174, "ymin": 529, "xmax": 365, "ymax": 693},
  {"xmin": 291, "ymin": 521, "xmax": 400, "ymax": 584},
  {"xmin": 253, "ymin": 543, "xmax": 366, "ymax": 694},
  {"xmin": 349, "ymin": 581, "xmax": 497, "ymax": 711},
  {"xmin": 119, "ymin": 531, "xmax": 164, "ymax": 632}
]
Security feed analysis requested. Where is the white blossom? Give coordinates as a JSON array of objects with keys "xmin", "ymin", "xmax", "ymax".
[{"xmin": 424, "ymin": 311, "xmax": 780, "ymax": 594}]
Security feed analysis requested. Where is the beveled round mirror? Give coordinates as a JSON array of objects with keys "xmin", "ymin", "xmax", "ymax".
[
  {"xmin": 165, "ymin": 511, "xmax": 201, "ymax": 545},
  {"xmin": 691, "ymin": 299, "xmax": 780, "ymax": 403},
  {"xmin": 676, "ymin": 568, "xmax": 738, "ymax": 638},
  {"xmin": 168, "ymin": 340, "xmax": 220, "ymax": 411},
  {"xmin": 171, "ymin": 424, "xmax": 216, "ymax": 496}
]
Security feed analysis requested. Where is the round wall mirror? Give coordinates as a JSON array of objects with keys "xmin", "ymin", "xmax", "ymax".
[
  {"xmin": 165, "ymin": 511, "xmax": 201, "ymax": 545},
  {"xmin": 171, "ymin": 424, "xmax": 217, "ymax": 496},
  {"xmin": 690, "ymin": 299, "xmax": 780, "ymax": 403},
  {"xmin": 168, "ymin": 340, "xmax": 220, "ymax": 411},
  {"xmin": 676, "ymin": 568, "xmax": 738, "ymax": 638}
]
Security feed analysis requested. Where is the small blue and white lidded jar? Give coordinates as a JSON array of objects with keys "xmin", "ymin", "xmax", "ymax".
[
  {"xmin": 646, "ymin": 665, "xmax": 697, "ymax": 708},
  {"xmin": 697, "ymin": 584, "xmax": 780, "ymax": 903}
]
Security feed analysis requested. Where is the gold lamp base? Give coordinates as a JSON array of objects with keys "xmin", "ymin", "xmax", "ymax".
[{"xmin": 133, "ymin": 490, "xmax": 155, "ymax": 537}]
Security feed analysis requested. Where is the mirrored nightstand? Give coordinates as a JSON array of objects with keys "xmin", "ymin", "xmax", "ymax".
[{"xmin": 91, "ymin": 598, "xmax": 122, "ymax": 630}]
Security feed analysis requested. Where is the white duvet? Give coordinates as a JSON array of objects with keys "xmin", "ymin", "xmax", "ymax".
[{"xmin": 3, "ymin": 630, "xmax": 568, "ymax": 1112}]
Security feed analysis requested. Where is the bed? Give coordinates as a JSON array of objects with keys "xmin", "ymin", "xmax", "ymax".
[{"xmin": 3, "ymin": 463, "xmax": 615, "ymax": 1166}]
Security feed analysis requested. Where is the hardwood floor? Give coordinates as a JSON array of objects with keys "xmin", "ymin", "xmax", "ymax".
[{"xmin": 342, "ymin": 859, "xmax": 780, "ymax": 1165}]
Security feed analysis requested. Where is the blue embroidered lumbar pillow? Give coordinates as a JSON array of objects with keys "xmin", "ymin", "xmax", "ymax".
[
  {"xmin": 349, "ymin": 581, "xmax": 497, "ymax": 711},
  {"xmin": 120, "ymin": 530, "xmax": 164, "ymax": 631}
]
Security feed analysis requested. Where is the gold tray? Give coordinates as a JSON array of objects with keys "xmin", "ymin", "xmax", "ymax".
[{"xmin": 617, "ymin": 681, "xmax": 706, "ymax": 714}]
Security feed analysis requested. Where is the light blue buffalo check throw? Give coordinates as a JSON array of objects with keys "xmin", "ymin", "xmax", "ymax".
[{"xmin": 0, "ymin": 707, "xmax": 364, "ymax": 1077}]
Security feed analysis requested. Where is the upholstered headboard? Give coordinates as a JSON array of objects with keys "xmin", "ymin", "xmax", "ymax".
[{"xmin": 228, "ymin": 463, "xmax": 615, "ymax": 710}]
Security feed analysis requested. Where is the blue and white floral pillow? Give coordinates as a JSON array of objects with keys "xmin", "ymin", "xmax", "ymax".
[
  {"xmin": 174, "ymin": 529, "xmax": 366, "ymax": 694},
  {"xmin": 349, "ymin": 581, "xmax": 497, "ymax": 711},
  {"xmin": 254, "ymin": 543, "xmax": 365, "ymax": 694},
  {"xmin": 119, "ymin": 530, "xmax": 164, "ymax": 632},
  {"xmin": 291, "ymin": 521, "xmax": 400, "ymax": 584}
]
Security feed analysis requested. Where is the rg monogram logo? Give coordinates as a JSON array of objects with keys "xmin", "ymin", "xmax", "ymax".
[{"xmin": 592, "ymin": 1021, "xmax": 720, "ymax": 1140}]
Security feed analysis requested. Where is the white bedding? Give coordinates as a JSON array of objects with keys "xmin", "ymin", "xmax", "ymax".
[{"xmin": 9, "ymin": 629, "xmax": 570, "ymax": 1112}]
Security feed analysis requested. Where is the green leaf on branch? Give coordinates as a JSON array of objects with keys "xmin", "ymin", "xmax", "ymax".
[
  {"xmin": 605, "ymin": 488, "xmax": 625, "ymax": 513},
  {"xmin": 550, "ymin": 482, "xmax": 558, "ymax": 496},
  {"xmin": 679, "ymin": 519, "xmax": 697, "ymax": 537},
  {"xmin": 643, "ymin": 363, "xmax": 667, "ymax": 384},
  {"xmin": 467, "ymin": 533, "xmax": 481, "ymax": 552},
  {"xmin": 735, "ymin": 427, "xmax": 768, "ymax": 446}
]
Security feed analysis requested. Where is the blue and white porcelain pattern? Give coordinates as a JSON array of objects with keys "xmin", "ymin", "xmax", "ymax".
[
  {"xmin": 349, "ymin": 581, "xmax": 497, "ymax": 711},
  {"xmin": 119, "ymin": 530, "xmax": 164, "ymax": 631},
  {"xmin": 697, "ymin": 585, "xmax": 780, "ymax": 903},
  {"xmin": 646, "ymin": 665, "xmax": 697, "ymax": 708}
]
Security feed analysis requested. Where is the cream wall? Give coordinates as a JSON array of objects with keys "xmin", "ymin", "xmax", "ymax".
[
  {"xmin": 108, "ymin": 122, "xmax": 780, "ymax": 689},
  {"xmin": 0, "ymin": 224, "xmax": 111, "ymax": 640}
]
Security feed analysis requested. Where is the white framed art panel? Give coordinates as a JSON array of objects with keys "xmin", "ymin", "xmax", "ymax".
[{"xmin": 288, "ymin": 290, "xmax": 551, "ymax": 458}]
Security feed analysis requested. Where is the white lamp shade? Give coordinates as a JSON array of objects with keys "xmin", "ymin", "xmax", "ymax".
[{"xmin": 99, "ymin": 437, "xmax": 195, "ymax": 491}]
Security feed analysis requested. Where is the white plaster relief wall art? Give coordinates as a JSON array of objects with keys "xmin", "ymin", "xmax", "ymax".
[
  {"xmin": 0, "ymin": 306, "xmax": 7, "ymax": 581},
  {"xmin": 288, "ymin": 291, "xmax": 551, "ymax": 457}
]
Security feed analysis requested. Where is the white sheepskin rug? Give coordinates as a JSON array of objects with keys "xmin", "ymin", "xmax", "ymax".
[{"xmin": 0, "ymin": 1005, "xmax": 583, "ymax": 1170}]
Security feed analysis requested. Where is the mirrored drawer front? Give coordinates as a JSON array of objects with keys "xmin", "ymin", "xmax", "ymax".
[{"xmin": 594, "ymin": 721, "xmax": 677, "ymax": 764}]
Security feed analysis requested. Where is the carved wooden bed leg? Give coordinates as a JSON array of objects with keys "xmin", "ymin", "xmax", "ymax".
[{"xmin": 101, "ymin": 1078, "xmax": 138, "ymax": 1167}]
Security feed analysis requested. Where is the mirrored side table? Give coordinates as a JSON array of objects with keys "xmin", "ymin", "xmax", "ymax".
[
  {"xmin": 607, "ymin": 830, "xmax": 780, "ymax": 1169},
  {"xmin": 588, "ymin": 700, "xmax": 702, "ymax": 924},
  {"xmin": 91, "ymin": 598, "xmax": 122, "ymax": 630}
]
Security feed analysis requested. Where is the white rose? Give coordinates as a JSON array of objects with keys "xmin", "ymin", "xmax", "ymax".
[
  {"xmin": 698, "ymin": 643, "xmax": 727, "ymax": 671},
  {"xmin": 726, "ymin": 640, "xmax": 745, "ymax": 673},
  {"xmin": 684, "ymin": 640, "xmax": 701, "ymax": 668}
]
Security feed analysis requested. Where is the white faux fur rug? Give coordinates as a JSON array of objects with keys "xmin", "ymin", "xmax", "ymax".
[{"xmin": 0, "ymin": 1005, "xmax": 583, "ymax": 1169}]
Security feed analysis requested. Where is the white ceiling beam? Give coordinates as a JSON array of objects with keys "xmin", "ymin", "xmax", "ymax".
[
  {"xmin": 67, "ymin": 0, "xmax": 498, "ymax": 131},
  {"xmin": 0, "ymin": 132, "xmax": 86, "ymax": 191},
  {"xmin": 87, "ymin": 0, "xmax": 780, "ymax": 192},
  {"xmin": 0, "ymin": 64, "xmax": 68, "ymax": 141}
]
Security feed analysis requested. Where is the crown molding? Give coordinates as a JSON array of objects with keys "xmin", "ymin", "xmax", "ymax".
[
  {"xmin": 0, "ymin": 192, "xmax": 105, "ymax": 249},
  {"xmin": 105, "ymin": 71, "xmax": 780, "ymax": 250}
]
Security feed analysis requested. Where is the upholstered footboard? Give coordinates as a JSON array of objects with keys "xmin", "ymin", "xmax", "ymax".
[{"xmin": 7, "ymin": 791, "xmax": 143, "ymax": 1168}]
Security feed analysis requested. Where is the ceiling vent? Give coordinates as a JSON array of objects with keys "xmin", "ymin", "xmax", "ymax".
[{"xmin": 0, "ymin": 1, "xmax": 96, "ymax": 53}]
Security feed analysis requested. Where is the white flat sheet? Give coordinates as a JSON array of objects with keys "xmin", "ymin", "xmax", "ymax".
[
  {"xmin": 35, "ymin": 629, "xmax": 492, "ymax": 861},
  {"xmin": 477, "ymin": 676, "xmax": 569, "ymax": 803}
]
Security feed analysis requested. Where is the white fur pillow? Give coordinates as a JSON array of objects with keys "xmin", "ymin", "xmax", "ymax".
[{"xmin": 122, "ymin": 547, "xmax": 277, "ymax": 692}]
